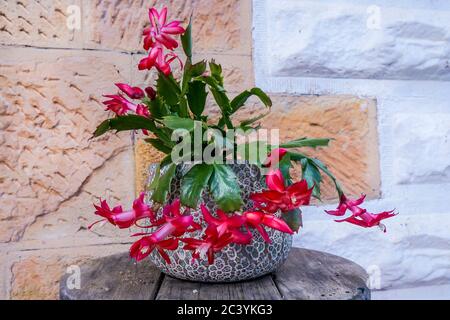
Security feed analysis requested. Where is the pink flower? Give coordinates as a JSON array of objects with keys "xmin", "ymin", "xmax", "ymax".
[
  {"xmin": 102, "ymin": 94, "xmax": 138, "ymax": 116},
  {"xmin": 115, "ymin": 83, "xmax": 144, "ymax": 99},
  {"xmin": 135, "ymin": 104, "xmax": 150, "ymax": 117},
  {"xmin": 182, "ymin": 226, "xmax": 236, "ymax": 264},
  {"xmin": 149, "ymin": 199, "xmax": 201, "ymax": 236},
  {"xmin": 102, "ymin": 94, "xmax": 150, "ymax": 135},
  {"xmin": 138, "ymin": 45, "xmax": 182, "ymax": 75},
  {"xmin": 129, "ymin": 199, "xmax": 201, "ymax": 263},
  {"xmin": 325, "ymin": 194, "xmax": 367, "ymax": 217},
  {"xmin": 243, "ymin": 210, "xmax": 293, "ymax": 243},
  {"xmin": 250, "ymin": 169, "xmax": 313, "ymax": 213},
  {"xmin": 182, "ymin": 205, "xmax": 257, "ymax": 264},
  {"xmin": 143, "ymin": 7, "xmax": 185, "ymax": 51},
  {"xmin": 325, "ymin": 194, "xmax": 397, "ymax": 232},
  {"xmin": 89, "ymin": 193, "xmax": 154, "ymax": 229},
  {"xmin": 130, "ymin": 237, "xmax": 178, "ymax": 263}
]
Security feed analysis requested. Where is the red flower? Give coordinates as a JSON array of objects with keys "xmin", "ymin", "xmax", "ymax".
[
  {"xmin": 129, "ymin": 199, "xmax": 201, "ymax": 263},
  {"xmin": 243, "ymin": 211, "xmax": 293, "ymax": 243},
  {"xmin": 138, "ymin": 45, "xmax": 182, "ymax": 75},
  {"xmin": 115, "ymin": 83, "xmax": 144, "ymax": 99},
  {"xmin": 89, "ymin": 193, "xmax": 154, "ymax": 229},
  {"xmin": 325, "ymin": 194, "xmax": 366, "ymax": 217},
  {"xmin": 130, "ymin": 237, "xmax": 178, "ymax": 263},
  {"xmin": 139, "ymin": 7, "xmax": 183, "ymax": 75},
  {"xmin": 102, "ymin": 94, "xmax": 138, "ymax": 116},
  {"xmin": 102, "ymin": 90, "xmax": 150, "ymax": 134},
  {"xmin": 135, "ymin": 104, "xmax": 150, "ymax": 117},
  {"xmin": 182, "ymin": 226, "xmax": 236, "ymax": 264},
  {"xmin": 148, "ymin": 199, "xmax": 201, "ymax": 234},
  {"xmin": 250, "ymin": 169, "xmax": 313, "ymax": 213},
  {"xmin": 143, "ymin": 7, "xmax": 185, "ymax": 51},
  {"xmin": 200, "ymin": 205, "xmax": 246, "ymax": 237},
  {"xmin": 325, "ymin": 194, "xmax": 396, "ymax": 232}
]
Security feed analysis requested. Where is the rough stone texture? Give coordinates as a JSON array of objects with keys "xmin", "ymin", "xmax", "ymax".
[
  {"xmin": 11, "ymin": 255, "xmax": 85, "ymax": 300},
  {"xmin": 393, "ymin": 113, "xmax": 450, "ymax": 184},
  {"xmin": 0, "ymin": 0, "xmax": 83, "ymax": 48},
  {"xmin": 233, "ymin": 95, "xmax": 380, "ymax": 201},
  {"xmin": 84, "ymin": 0, "xmax": 251, "ymax": 54},
  {"xmin": 0, "ymin": 47, "xmax": 132, "ymax": 243},
  {"xmin": 0, "ymin": 250, "xmax": 12, "ymax": 299},
  {"xmin": 10, "ymin": 245, "xmax": 128, "ymax": 300},
  {"xmin": 264, "ymin": 0, "xmax": 450, "ymax": 80},
  {"xmin": 82, "ymin": 0, "xmax": 151, "ymax": 52},
  {"xmin": 20, "ymin": 149, "xmax": 135, "ymax": 243},
  {"xmin": 134, "ymin": 139, "xmax": 164, "ymax": 195},
  {"xmin": 1, "ymin": 0, "xmax": 251, "ymax": 53}
]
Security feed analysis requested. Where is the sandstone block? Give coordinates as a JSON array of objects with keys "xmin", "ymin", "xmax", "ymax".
[
  {"xmin": 10, "ymin": 245, "xmax": 128, "ymax": 299},
  {"xmin": 0, "ymin": 47, "xmax": 132, "ymax": 242},
  {"xmin": 83, "ymin": 0, "xmax": 251, "ymax": 54},
  {"xmin": 0, "ymin": 0, "xmax": 83, "ymax": 47},
  {"xmin": 234, "ymin": 95, "xmax": 381, "ymax": 201}
]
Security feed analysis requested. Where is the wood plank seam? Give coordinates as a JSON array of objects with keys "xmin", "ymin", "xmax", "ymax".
[{"xmin": 151, "ymin": 272, "xmax": 165, "ymax": 300}]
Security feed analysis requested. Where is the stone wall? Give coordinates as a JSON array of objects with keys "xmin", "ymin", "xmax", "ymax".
[
  {"xmin": 254, "ymin": 0, "xmax": 450, "ymax": 290},
  {"xmin": 0, "ymin": 0, "xmax": 409, "ymax": 299}
]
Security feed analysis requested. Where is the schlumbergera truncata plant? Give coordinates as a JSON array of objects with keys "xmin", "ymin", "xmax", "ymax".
[{"xmin": 89, "ymin": 6, "xmax": 396, "ymax": 282}]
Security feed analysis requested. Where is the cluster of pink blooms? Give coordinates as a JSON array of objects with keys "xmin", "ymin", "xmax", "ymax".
[
  {"xmin": 101, "ymin": 7, "xmax": 184, "ymax": 132},
  {"xmin": 139, "ymin": 7, "xmax": 184, "ymax": 74},
  {"xmin": 102, "ymin": 83, "xmax": 155, "ymax": 136},
  {"xmin": 89, "ymin": 148, "xmax": 395, "ymax": 265},
  {"xmin": 103, "ymin": 84, "xmax": 151, "ymax": 116}
]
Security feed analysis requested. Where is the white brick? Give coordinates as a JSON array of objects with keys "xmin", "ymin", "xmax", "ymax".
[
  {"xmin": 393, "ymin": 113, "xmax": 450, "ymax": 184},
  {"xmin": 262, "ymin": 0, "xmax": 450, "ymax": 81}
]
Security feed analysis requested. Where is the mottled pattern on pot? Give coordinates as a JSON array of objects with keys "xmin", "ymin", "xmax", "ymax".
[{"xmin": 144, "ymin": 163, "xmax": 293, "ymax": 282}]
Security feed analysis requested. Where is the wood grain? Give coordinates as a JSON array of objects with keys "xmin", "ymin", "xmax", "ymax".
[
  {"xmin": 60, "ymin": 253, "xmax": 162, "ymax": 300},
  {"xmin": 274, "ymin": 249, "xmax": 370, "ymax": 300},
  {"xmin": 59, "ymin": 248, "xmax": 370, "ymax": 300},
  {"xmin": 156, "ymin": 275, "xmax": 282, "ymax": 300}
]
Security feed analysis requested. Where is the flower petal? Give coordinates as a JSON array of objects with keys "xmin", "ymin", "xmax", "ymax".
[
  {"xmin": 266, "ymin": 169, "xmax": 285, "ymax": 193},
  {"xmin": 262, "ymin": 214, "xmax": 294, "ymax": 234}
]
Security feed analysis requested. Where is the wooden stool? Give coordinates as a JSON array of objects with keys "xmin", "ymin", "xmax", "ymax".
[{"xmin": 60, "ymin": 248, "xmax": 370, "ymax": 300}]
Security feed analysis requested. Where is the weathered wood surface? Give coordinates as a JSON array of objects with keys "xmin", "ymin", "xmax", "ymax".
[
  {"xmin": 60, "ymin": 253, "xmax": 162, "ymax": 300},
  {"xmin": 60, "ymin": 248, "xmax": 370, "ymax": 300},
  {"xmin": 156, "ymin": 274, "xmax": 282, "ymax": 300},
  {"xmin": 274, "ymin": 249, "xmax": 370, "ymax": 300}
]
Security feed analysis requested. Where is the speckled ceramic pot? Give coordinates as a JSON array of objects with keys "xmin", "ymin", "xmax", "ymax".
[{"xmin": 144, "ymin": 163, "xmax": 293, "ymax": 282}]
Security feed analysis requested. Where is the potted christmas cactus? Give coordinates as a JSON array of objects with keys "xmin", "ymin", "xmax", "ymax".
[{"xmin": 89, "ymin": 7, "xmax": 396, "ymax": 282}]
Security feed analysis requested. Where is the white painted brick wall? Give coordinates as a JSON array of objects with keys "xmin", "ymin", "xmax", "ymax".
[
  {"xmin": 253, "ymin": 0, "xmax": 450, "ymax": 290},
  {"xmin": 266, "ymin": 1, "xmax": 450, "ymax": 80}
]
